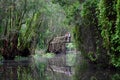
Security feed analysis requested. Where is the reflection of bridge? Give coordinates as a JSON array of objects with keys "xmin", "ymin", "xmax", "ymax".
[{"xmin": 47, "ymin": 54, "xmax": 74, "ymax": 77}]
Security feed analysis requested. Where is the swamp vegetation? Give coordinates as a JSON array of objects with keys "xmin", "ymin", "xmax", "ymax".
[{"xmin": 0, "ymin": 0, "xmax": 120, "ymax": 80}]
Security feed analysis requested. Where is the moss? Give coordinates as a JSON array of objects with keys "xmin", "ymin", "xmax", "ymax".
[
  {"xmin": 73, "ymin": 26, "xmax": 82, "ymax": 51},
  {"xmin": 88, "ymin": 51, "xmax": 97, "ymax": 62}
]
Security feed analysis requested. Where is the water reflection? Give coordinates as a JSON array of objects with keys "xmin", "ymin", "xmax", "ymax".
[
  {"xmin": 0, "ymin": 57, "xmax": 46, "ymax": 80},
  {"xmin": 1, "ymin": 53, "xmax": 120, "ymax": 80},
  {"xmin": 0, "ymin": 55, "xmax": 72, "ymax": 80},
  {"xmin": 74, "ymin": 53, "xmax": 120, "ymax": 80}
]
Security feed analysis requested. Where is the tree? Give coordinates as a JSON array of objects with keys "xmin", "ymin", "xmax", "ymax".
[
  {"xmin": 37, "ymin": 1, "xmax": 69, "ymax": 49},
  {"xmin": 0, "ymin": 0, "xmax": 43, "ymax": 60},
  {"xmin": 0, "ymin": 0, "xmax": 70, "ymax": 59},
  {"xmin": 98, "ymin": 0, "xmax": 120, "ymax": 67}
]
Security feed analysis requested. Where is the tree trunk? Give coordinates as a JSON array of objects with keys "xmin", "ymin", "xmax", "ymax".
[{"xmin": 0, "ymin": 33, "xmax": 31, "ymax": 60}]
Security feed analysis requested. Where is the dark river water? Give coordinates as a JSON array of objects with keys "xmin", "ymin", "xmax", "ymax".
[
  {"xmin": 74, "ymin": 63, "xmax": 120, "ymax": 80},
  {"xmin": 0, "ymin": 57, "xmax": 46, "ymax": 80},
  {"xmin": 0, "ymin": 56, "xmax": 72, "ymax": 80},
  {"xmin": 74, "ymin": 53, "xmax": 120, "ymax": 80},
  {"xmin": 0, "ymin": 54, "xmax": 120, "ymax": 80}
]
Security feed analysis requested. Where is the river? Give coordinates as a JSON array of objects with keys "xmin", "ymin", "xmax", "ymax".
[{"xmin": 0, "ymin": 52, "xmax": 120, "ymax": 80}]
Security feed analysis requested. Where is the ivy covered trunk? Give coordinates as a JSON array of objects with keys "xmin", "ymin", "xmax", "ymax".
[
  {"xmin": 73, "ymin": 0, "xmax": 120, "ymax": 68},
  {"xmin": 0, "ymin": 0, "xmax": 42, "ymax": 60},
  {"xmin": 0, "ymin": 36, "xmax": 18, "ymax": 60},
  {"xmin": 0, "ymin": 32, "xmax": 32, "ymax": 60},
  {"xmin": 74, "ymin": 0, "xmax": 108, "ymax": 64},
  {"xmin": 98, "ymin": 0, "xmax": 120, "ymax": 67},
  {"xmin": 74, "ymin": 0, "xmax": 120, "ymax": 67}
]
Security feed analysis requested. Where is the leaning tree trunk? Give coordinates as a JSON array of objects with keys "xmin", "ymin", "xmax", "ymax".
[
  {"xmin": 0, "ymin": 0, "xmax": 43, "ymax": 60},
  {"xmin": 0, "ymin": 32, "xmax": 18, "ymax": 60},
  {"xmin": 0, "ymin": 32, "xmax": 32, "ymax": 60}
]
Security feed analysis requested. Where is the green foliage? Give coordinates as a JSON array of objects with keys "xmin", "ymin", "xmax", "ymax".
[
  {"xmin": 66, "ymin": 43, "xmax": 76, "ymax": 50},
  {"xmin": 42, "ymin": 53, "xmax": 55, "ymax": 58},
  {"xmin": 90, "ymin": 76, "xmax": 97, "ymax": 80},
  {"xmin": 73, "ymin": 0, "xmax": 120, "ymax": 68},
  {"xmin": 98, "ymin": 0, "xmax": 114, "ymax": 49},
  {"xmin": 81, "ymin": 0, "xmax": 98, "ymax": 28},
  {"xmin": 88, "ymin": 52, "xmax": 97, "ymax": 62},
  {"xmin": 0, "ymin": 0, "xmax": 44, "ymax": 51},
  {"xmin": 74, "ymin": 0, "xmax": 99, "ymax": 60},
  {"xmin": 0, "ymin": 55, "xmax": 3, "ymax": 60},
  {"xmin": 111, "ymin": 55, "xmax": 120, "ymax": 67},
  {"xmin": 98, "ymin": 0, "xmax": 120, "ymax": 67},
  {"xmin": 112, "ymin": 73, "xmax": 120, "ymax": 80},
  {"xmin": 19, "ymin": 11, "xmax": 42, "ymax": 49},
  {"xmin": 37, "ymin": 1, "xmax": 69, "ymax": 49},
  {"xmin": 73, "ymin": 26, "xmax": 82, "ymax": 50},
  {"xmin": 34, "ymin": 50, "xmax": 55, "ymax": 59},
  {"xmin": 64, "ymin": 1, "xmax": 80, "ymax": 24},
  {"xmin": 0, "ymin": 0, "xmax": 69, "ymax": 54}
]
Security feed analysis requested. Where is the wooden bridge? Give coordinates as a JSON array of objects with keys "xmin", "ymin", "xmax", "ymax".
[{"xmin": 47, "ymin": 35, "xmax": 71, "ymax": 54}]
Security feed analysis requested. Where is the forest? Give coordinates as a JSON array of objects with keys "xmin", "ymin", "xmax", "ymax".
[{"xmin": 0, "ymin": 0, "xmax": 120, "ymax": 80}]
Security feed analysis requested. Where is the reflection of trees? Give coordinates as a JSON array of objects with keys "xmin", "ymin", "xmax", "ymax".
[
  {"xmin": 0, "ymin": 59, "xmax": 45, "ymax": 80},
  {"xmin": 1, "ymin": 61, "xmax": 18, "ymax": 80}
]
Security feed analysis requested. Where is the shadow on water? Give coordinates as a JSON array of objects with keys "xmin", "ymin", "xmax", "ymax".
[
  {"xmin": 0, "ymin": 56, "xmax": 46, "ymax": 80},
  {"xmin": 74, "ymin": 53, "xmax": 120, "ymax": 80}
]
